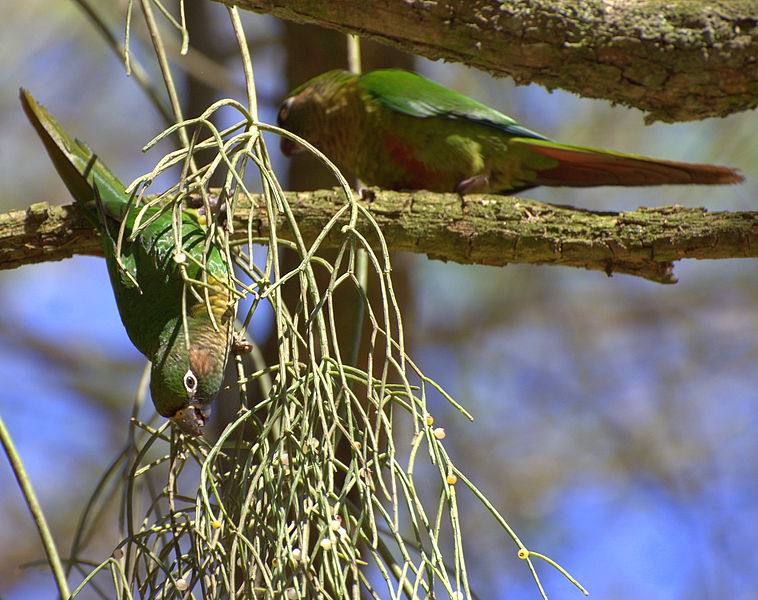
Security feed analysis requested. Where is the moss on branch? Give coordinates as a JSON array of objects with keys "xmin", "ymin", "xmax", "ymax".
[{"xmin": 2, "ymin": 190, "xmax": 757, "ymax": 284}]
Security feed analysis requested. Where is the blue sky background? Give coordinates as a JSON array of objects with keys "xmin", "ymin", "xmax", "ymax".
[{"xmin": 1, "ymin": 3, "xmax": 758, "ymax": 599}]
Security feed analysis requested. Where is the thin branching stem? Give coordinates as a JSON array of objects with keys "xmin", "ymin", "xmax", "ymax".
[{"xmin": 0, "ymin": 413, "xmax": 71, "ymax": 599}]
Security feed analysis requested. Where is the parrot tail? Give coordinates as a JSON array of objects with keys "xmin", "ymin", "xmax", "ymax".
[
  {"xmin": 20, "ymin": 89, "xmax": 127, "ymax": 215},
  {"xmin": 513, "ymin": 138, "xmax": 744, "ymax": 187}
]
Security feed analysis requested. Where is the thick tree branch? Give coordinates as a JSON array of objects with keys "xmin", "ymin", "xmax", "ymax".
[
  {"xmin": 2, "ymin": 191, "xmax": 757, "ymax": 284},
  {"xmin": 215, "ymin": 0, "xmax": 758, "ymax": 122}
]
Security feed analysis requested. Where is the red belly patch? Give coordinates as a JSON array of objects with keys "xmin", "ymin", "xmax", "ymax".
[{"xmin": 382, "ymin": 133, "xmax": 441, "ymax": 189}]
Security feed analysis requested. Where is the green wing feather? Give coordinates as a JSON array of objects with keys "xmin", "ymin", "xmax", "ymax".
[
  {"xmin": 20, "ymin": 89, "xmax": 128, "ymax": 226},
  {"xmin": 20, "ymin": 89, "xmax": 225, "ymax": 280},
  {"xmin": 358, "ymin": 69, "xmax": 550, "ymax": 142},
  {"xmin": 21, "ymin": 89, "xmax": 228, "ymax": 348}
]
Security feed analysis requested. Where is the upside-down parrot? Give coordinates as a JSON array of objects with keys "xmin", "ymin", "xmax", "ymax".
[
  {"xmin": 277, "ymin": 69, "xmax": 743, "ymax": 194},
  {"xmin": 21, "ymin": 89, "xmax": 232, "ymax": 436}
]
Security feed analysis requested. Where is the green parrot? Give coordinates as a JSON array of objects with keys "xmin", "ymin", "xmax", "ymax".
[
  {"xmin": 277, "ymin": 69, "xmax": 743, "ymax": 194},
  {"xmin": 21, "ymin": 89, "xmax": 233, "ymax": 436}
]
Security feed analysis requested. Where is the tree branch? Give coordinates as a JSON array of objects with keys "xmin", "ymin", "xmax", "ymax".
[
  {"xmin": 214, "ymin": 0, "xmax": 758, "ymax": 122},
  {"xmin": 3, "ymin": 190, "xmax": 757, "ymax": 284}
]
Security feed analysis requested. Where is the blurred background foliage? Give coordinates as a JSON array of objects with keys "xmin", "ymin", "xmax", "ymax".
[{"xmin": 1, "ymin": 1, "xmax": 757, "ymax": 599}]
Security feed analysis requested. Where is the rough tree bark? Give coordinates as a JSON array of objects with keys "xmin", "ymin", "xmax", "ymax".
[
  {"xmin": 212, "ymin": 0, "xmax": 758, "ymax": 122},
  {"xmin": 3, "ymin": 191, "xmax": 757, "ymax": 284}
]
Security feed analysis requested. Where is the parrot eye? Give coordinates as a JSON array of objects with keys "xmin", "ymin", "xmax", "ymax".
[
  {"xmin": 183, "ymin": 369, "xmax": 198, "ymax": 395},
  {"xmin": 277, "ymin": 97, "xmax": 294, "ymax": 125}
]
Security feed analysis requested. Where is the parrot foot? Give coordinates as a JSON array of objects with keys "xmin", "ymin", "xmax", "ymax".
[
  {"xmin": 455, "ymin": 175, "xmax": 489, "ymax": 194},
  {"xmin": 232, "ymin": 333, "xmax": 253, "ymax": 355},
  {"xmin": 188, "ymin": 194, "xmax": 228, "ymax": 225}
]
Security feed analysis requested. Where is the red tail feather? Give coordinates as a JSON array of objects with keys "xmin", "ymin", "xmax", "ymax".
[{"xmin": 519, "ymin": 142, "xmax": 743, "ymax": 187}]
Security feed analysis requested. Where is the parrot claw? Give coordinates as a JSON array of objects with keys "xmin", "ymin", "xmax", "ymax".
[
  {"xmin": 358, "ymin": 187, "xmax": 376, "ymax": 202},
  {"xmin": 232, "ymin": 333, "xmax": 253, "ymax": 355},
  {"xmin": 455, "ymin": 175, "xmax": 490, "ymax": 195}
]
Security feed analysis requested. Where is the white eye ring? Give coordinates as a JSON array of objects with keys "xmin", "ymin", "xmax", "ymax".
[{"xmin": 183, "ymin": 369, "xmax": 198, "ymax": 394}]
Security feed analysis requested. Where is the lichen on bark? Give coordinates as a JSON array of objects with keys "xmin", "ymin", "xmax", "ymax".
[
  {"xmin": 215, "ymin": 0, "xmax": 758, "ymax": 122},
  {"xmin": 3, "ymin": 190, "xmax": 757, "ymax": 284}
]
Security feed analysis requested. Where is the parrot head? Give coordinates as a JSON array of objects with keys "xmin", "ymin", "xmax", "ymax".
[
  {"xmin": 149, "ymin": 324, "xmax": 228, "ymax": 436},
  {"xmin": 277, "ymin": 70, "xmax": 356, "ymax": 158}
]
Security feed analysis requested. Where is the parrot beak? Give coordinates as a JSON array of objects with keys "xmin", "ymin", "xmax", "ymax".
[
  {"xmin": 280, "ymin": 137, "xmax": 303, "ymax": 158},
  {"xmin": 171, "ymin": 402, "xmax": 212, "ymax": 436}
]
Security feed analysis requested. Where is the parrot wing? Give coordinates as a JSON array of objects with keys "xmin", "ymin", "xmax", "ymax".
[
  {"xmin": 20, "ymin": 89, "xmax": 128, "ymax": 221},
  {"xmin": 21, "ymin": 89, "xmax": 229, "ymax": 292},
  {"xmin": 359, "ymin": 69, "xmax": 551, "ymax": 142},
  {"xmin": 20, "ymin": 89, "xmax": 218, "ymax": 258}
]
